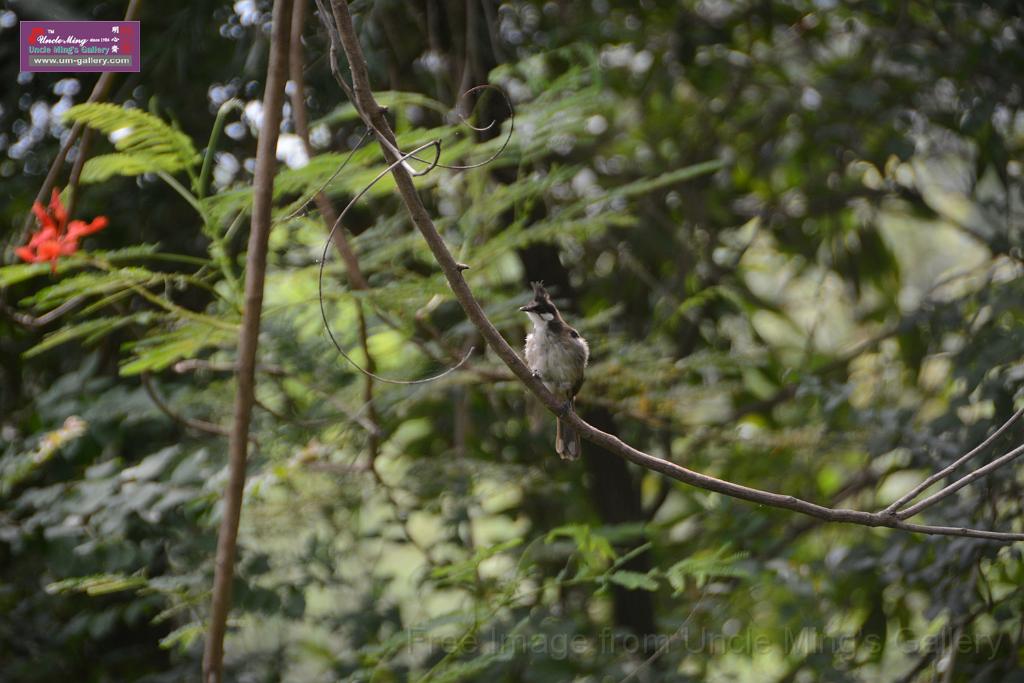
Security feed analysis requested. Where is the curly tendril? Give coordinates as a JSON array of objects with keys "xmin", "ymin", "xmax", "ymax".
[
  {"xmin": 318, "ymin": 139, "xmax": 475, "ymax": 385},
  {"xmin": 406, "ymin": 84, "xmax": 515, "ymax": 171}
]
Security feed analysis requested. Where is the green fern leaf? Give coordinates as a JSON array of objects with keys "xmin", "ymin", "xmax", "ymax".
[
  {"xmin": 64, "ymin": 103, "xmax": 199, "ymax": 181},
  {"xmin": 120, "ymin": 321, "xmax": 236, "ymax": 376},
  {"xmin": 79, "ymin": 153, "xmax": 176, "ymax": 183},
  {"xmin": 23, "ymin": 313, "xmax": 158, "ymax": 358},
  {"xmin": 0, "ymin": 245, "xmax": 162, "ymax": 287},
  {"xmin": 22, "ymin": 267, "xmax": 169, "ymax": 309}
]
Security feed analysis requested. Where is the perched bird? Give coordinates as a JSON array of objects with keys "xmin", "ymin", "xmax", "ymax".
[{"xmin": 520, "ymin": 282, "xmax": 590, "ymax": 460}]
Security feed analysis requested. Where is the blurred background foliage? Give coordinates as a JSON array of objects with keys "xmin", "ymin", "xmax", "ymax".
[{"xmin": 2, "ymin": 0, "xmax": 1024, "ymax": 681}]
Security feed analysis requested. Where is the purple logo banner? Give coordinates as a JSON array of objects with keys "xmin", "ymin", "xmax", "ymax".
[{"xmin": 20, "ymin": 21, "xmax": 141, "ymax": 73}]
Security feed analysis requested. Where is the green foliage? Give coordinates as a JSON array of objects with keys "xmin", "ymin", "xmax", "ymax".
[
  {"xmin": 545, "ymin": 523, "xmax": 617, "ymax": 571},
  {"xmin": 24, "ymin": 313, "xmax": 161, "ymax": 358},
  {"xmin": 664, "ymin": 547, "xmax": 751, "ymax": 592},
  {"xmin": 605, "ymin": 569, "xmax": 659, "ymax": 592},
  {"xmin": 5, "ymin": 1, "xmax": 1024, "ymax": 682},
  {"xmin": 430, "ymin": 538, "xmax": 523, "ymax": 587},
  {"xmin": 120, "ymin": 321, "xmax": 236, "ymax": 376},
  {"xmin": 63, "ymin": 103, "xmax": 200, "ymax": 182},
  {"xmin": 0, "ymin": 245, "xmax": 164, "ymax": 287},
  {"xmin": 46, "ymin": 572, "xmax": 150, "ymax": 596}
]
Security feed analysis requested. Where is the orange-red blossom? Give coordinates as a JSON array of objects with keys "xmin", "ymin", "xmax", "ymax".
[{"xmin": 16, "ymin": 189, "xmax": 108, "ymax": 272}]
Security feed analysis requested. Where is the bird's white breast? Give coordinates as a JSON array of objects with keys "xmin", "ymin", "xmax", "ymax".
[{"xmin": 524, "ymin": 324, "xmax": 588, "ymax": 390}]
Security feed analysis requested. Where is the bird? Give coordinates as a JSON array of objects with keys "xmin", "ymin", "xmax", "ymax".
[{"xmin": 520, "ymin": 282, "xmax": 590, "ymax": 460}]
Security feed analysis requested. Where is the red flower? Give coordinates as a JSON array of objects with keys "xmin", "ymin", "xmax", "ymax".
[{"xmin": 16, "ymin": 189, "xmax": 108, "ymax": 272}]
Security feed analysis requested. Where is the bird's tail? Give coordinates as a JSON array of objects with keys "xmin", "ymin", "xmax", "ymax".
[{"xmin": 556, "ymin": 416, "xmax": 581, "ymax": 461}]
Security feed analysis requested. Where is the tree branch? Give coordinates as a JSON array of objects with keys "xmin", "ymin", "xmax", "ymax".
[
  {"xmin": 322, "ymin": 0, "xmax": 1024, "ymax": 543},
  {"xmin": 65, "ymin": 127, "xmax": 95, "ymax": 222},
  {"xmin": 882, "ymin": 407, "xmax": 1024, "ymax": 515},
  {"xmin": 290, "ymin": 0, "xmax": 380, "ymax": 457},
  {"xmin": 291, "ymin": 0, "xmax": 369, "ymax": 291},
  {"xmin": 141, "ymin": 373, "xmax": 230, "ymax": 439},
  {"xmin": 0, "ymin": 296, "xmax": 85, "ymax": 329},
  {"xmin": 202, "ymin": 0, "xmax": 292, "ymax": 681}
]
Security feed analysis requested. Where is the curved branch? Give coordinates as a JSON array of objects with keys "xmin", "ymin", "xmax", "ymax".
[
  {"xmin": 0, "ymin": 296, "xmax": 85, "ymax": 329},
  {"xmin": 317, "ymin": 139, "xmax": 473, "ymax": 384},
  {"xmin": 140, "ymin": 373, "xmax": 261, "ymax": 445},
  {"xmin": 290, "ymin": 0, "xmax": 382, "ymax": 456},
  {"xmin": 313, "ymin": 1, "xmax": 512, "ymax": 178},
  {"xmin": 142, "ymin": 372, "xmax": 226, "ymax": 436},
  {"xmin": 324, "ymin": 0, "xmax": 1024, "ymax": 543}
]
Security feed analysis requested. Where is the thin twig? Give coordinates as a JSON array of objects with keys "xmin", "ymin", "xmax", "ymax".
[
  {"xmin": 323, "ymin": 0, "xmax": 1024, "ymax": 543},
  {"xmin": 941, "ymin": 624, "xmax": 962, "ymax": 683},
  {"xmin": 141, "ymin": 373, "xmax": 240, "ymax": 440},
  {"xmin": 0, "ymin": 296, "xmax": 85, "ymax": 329},
  {"xmin": 202, "ymin": 1, "xmax": 292, "ymax": 681},
  {"xmin": 288, "ymin": 0, "xmax": 371, "ymax": 289},
  {"xmin": 618, "ymin": 584, "xmax": 708, "ymax": 683},
  {"xmin": 313, "ymin": 4, "xmax": 510, "ymax": 387},
  {"xmin": 882, "ymin": 407, "xmax": 1024, "ymax": 514},
  {"xmin": 302, "ymin": 460, "xmax": 368, "ymax": 475},
  {"xmin": 314, "ymin": 0, "xmax": 418, "ymax": 176},
  {"xmin": 172, "ymin": 358, "xmax": 286, "ymax": 376},
  {"xmin": 413, "ymin": 84, "xmax": 515, "ymax": 171},
  {"xmin": 315, "ymin": 0, "xmax": 509, "ymax": 175},
  {"xmin": 65, "ymin": 127, "xmax": 94, "ymax": 221},
  {"xmin": 290, "ymin": 0, "xmax": 381, "ymax": 454},
  {"xmin": 255, "ymin": 394, "xmax": 380, "ymax": 435},
  {"xmin": 276, "ymin": 127, "xmax": 370, "ymax": 225},
  {"xmin": 312, "ymin": 0, "xmax": 356, "ymax": 102},
  {"xmin": 897, "ymin": 441, "xmax": 1024, "ymax": 520}
]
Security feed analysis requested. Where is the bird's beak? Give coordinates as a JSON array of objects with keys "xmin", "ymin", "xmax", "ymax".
[{"xmin": 519, "ymin": 302, "xmax": 539, "ymax": 313}]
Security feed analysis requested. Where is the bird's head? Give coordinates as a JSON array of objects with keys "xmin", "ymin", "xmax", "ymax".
[{"xmin": 519, "ymin": 281, "xmax": 558, "ymax": 322}]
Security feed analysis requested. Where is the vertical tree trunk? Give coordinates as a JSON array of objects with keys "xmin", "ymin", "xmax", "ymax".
[{"xmin": 201, "ymin": 0, "xmax": 292, "ymax": 680}]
